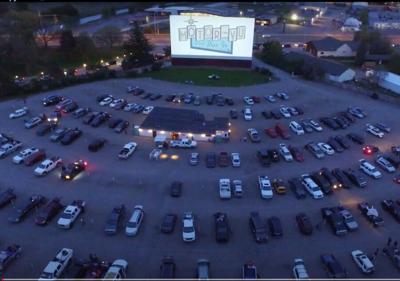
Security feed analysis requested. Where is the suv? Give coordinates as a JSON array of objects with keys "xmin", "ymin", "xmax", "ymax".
[
  {"xmin": 279, "ymin": 143, "xmax": 293, "ymax": 162},
  {"xmin": 376, "ymin": 156, "xmax": 396, "ymax": 173},
  {"xmin": 289, "ymin": 121, "xmax": 305, "ymax": 135},
  {"xmin": 104, "ymin": 205, "xmax": 126, "ymax": 235},
  {"xmin": 320, "ymin": 167, "xmax": 341, "ymax": 190},
  {"xmin": 249, "ymin": 212, "xmax": 268, "ymax": 243},
  {"xmin": 344, "ymin": 168, "xmax": 367, "ymax": 188},
  {"xmin": 321, "ymin": 254, "xmax": 348, "ymax": 278},
  {"xmin": 125, "ymin": 205, "xmax": 144, "ymax": 236},
  {"xmin": 289, "ymin": 178, "xmax": 307, "ymax": 199},
  {"xmin": 293, "ymin": 259, "xmax": 309, "ymax": 280},
  {"xmin": 160, "ymin": 256, "xmax": 175, "ymax": 279},
  {"xmin": 321, "ymin": 208, "xmax": 348, "ymax": 236},
  {"xmin": 359, "ymin": 159, "xmax": 382, "ymax": 179},
  {"xmin": 311, "ymin": 172, "xmax": 332, "ymax": 195},
  {"xmin": 305, "ymin": 142, "xmax": 325, "ymax": 159},
  {"xmin": 257, "ymin": 150, "xmax": 271, "ymax": 167},
  {"xmin": 301, "ymin": 174, "xmax": 324, "ymax": 199},
  {"xmin": 214, "ymin": 212, "xmax": 230, "ymax": 243}
]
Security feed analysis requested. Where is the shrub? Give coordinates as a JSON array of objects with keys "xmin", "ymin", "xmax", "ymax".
[{"xmin": 151, "ymin": 62, "xmax": 163, "ymax": 71}]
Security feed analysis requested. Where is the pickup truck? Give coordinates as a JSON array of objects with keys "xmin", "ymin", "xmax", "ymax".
[
  {"xmin": 34, "ymin": 157, "xmax": 63, "ymax": 176},
  {"xmin": 0, "ymin": 244, "xmax": 22, "ymax": 271},
  {"xmin": 0, "ymin": 141, "xmax": 22, "ymax": 158},
  {"xmin": 39, "ymin": 248, "xmax": 73, "ymax": 280},
  {"xmin": 57, "ymin": 200, "xmax": 86, "ymax": 229},
  {"xmin": 170, "ymin": 138, "xmax": 197, "ymax": 148}
]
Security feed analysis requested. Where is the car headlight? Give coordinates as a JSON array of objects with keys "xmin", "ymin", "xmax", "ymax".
[{"xmin": 65, "ymin": 175, "xmax": 70, "ymax": 180}]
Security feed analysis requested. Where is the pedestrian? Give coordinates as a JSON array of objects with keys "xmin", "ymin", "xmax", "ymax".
[{"xmin": 387, "ymin": 237, "xmax": 392, "ymax": 246}]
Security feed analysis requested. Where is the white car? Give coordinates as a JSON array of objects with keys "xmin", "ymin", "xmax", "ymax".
[
  {"xmin": 143, "ymin": 106, "xmax": 154, "ymax": 115},
  {"xmin": 259, "ymin": 176, "xmax": 273, "ymax": 199},
  {"xmin": 9, "ymin": 107, "xmax": 28, "ymax": 119},
  {"xmin": 243, "ymin": 107, "xmax": 252, "ymax": 121},
  {"xmin": 182, "ymin": 212, "xmax": 196, "ymax": 242},
  {"xmin": 276, "ymin": 92, "xmax": 289, "ymax": 100},
  {"xmin": 366, "ymin": 124, "xmax": 384, "ymax": 138},
  {"xmin": 232, "ymin": 179, "xmax": 243, "ymax": 197},
  {"xmin": 375, "ymin": 156, "xmax": 396, "ymax": 173},
  {"xmin": 279, "ymin": 143, "xmax": 293, "ymax": 162},
  {"xmin": 125, "ymin": 205, "xmax": 144, "ymax": 236},
  {"xmin": 34, "ymin": 157, "xmax": 62, "ymax": 176},
  {"xmin": 293, "ymin": 258, "xmax": 309, "ymax": 280},
  {"xmin": 279, "ymin": 106, "xmax": 291, "ymax": 118},
  {"xmin": 99, "ymin": 97, "xmax": 114, "ymax": 106},
  {"xmin": 103, "ymin": 259, "xmax": 128, "ymax": 280},
  {"xmin": 265, "ymin": 95, "xmax": 276, "ymax": 103},
  {"xmin": 289, "ymin": 121, "xmax": 305, "ymax": 135},
  {"xmin": 309, "ymin": 119, "xmax": 323, "ymax": 132},
  {"xmin": 301, "ymin": 174, "xmax": 324, "ymax": 199},
  {"xmin": 359, "ymin": 159, "xmax": 382, "ymax": 179},
  {"xmin": 109, "ymin": 99, "xmax": 125, "ymax": 108},
  {"xmin": 351, "ymin": 250, "xmax": 374, "ymax": 274},
  {"xmin": 231, "ymin": 153, "xmax": 241, "ymax": 167},
  {"xmin": 118, "ymin": 142, "xmax": 137, "ymax": 159},
  {"xmin": 24, "ymin": 116, "xmax": 43, "ymax": 129},
  {"xmin": 243, "ymin": 96, "xmax": 254, "ymax": 105},
  {"xmin": 124, "ymin": 103, "xmax": 136, "ymax": 112},
  {"xmin": 317, "ymin": 142, "xmax": 335, "ymax": 155},
  {"xmin": 219, "ymin": 178, "xmax": 232, "ymax": 199},
  {"xmin": 12, "ymin": 147, "xmax": 39, "ymax": 164},
  {"xmin": 0, "ymin": 141, "xmax": 22, "ymax": 158},
  {"xmin": 149, "ymin": 148, "xmax": 162, "ymax": 160},
  {"xmin": 57, "ymin": 201, "xmax": 85, "ymax": 229}
]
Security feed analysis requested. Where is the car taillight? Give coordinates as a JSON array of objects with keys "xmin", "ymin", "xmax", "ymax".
[{"xmin": 84, "ymin": 161, "xmax": 88, "ymax": 166}]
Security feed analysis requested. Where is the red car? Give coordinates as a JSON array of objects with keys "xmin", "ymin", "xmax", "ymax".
[
  {"xmin": 289, "ymin": 146, "xmax": 304, "ymax": 162},
  {"xmin": 24, "ymin": 150, "xmax": 46, "ymax": 166},
  {"xmin": 218, "ymin": 152, "xmax": 230, "ymax": 167},
  {"xmin": 275, "ymin": 123, "xmax": 291, "ymax": 139},
  {"xmin": 251, "ymin": 96, "xmax": 261, "ymax": 103},
  {"xmin": 362, "ymin": 145, "xmax": 379, "ymax": 155},
  {"xmin": 265, "ymin": 127, "xmax": 278, "ymax": 138}
]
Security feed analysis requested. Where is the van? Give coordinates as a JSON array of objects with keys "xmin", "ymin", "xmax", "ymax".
[{"xmin": 125, "ymin": 205, "xmax": 144, "ymax": 236}]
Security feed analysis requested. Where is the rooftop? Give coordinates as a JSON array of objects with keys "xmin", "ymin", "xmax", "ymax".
[
  {"xmin": 140, "ymin": 107, "xmax": 229, "ymax": 135},
  {"xmin": 284, "ymin": 52, "xmax": 352, "ymax": 76},
  {"xmin": 308, "ymin": 37, "xmax": 359, "ymax": 52}
]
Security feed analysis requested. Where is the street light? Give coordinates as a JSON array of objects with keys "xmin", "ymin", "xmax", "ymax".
[
  {"xmin": 291, "ymin": 13, "xmax": 298, "ymax": 21},
  {"xmin": 83, "ymin": 63, "xmax": 87, "ymax": 68},
  {"xmin": 40, "ymin": 72, "xmax": 44, "ymax": 75},
  {"xmin": 63, "ymin": 71, "xmax": 67, "ymax": 76},
  {"xmin": 239, "ymin": 10, "xmax": 243, "ymax": 16},
  {"xmin": 100, "ymin": 60, "xmax": 104, "ymax": 64}
]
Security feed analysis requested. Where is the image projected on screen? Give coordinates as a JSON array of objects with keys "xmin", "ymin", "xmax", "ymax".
[{"xmin": 170, "ymin": 15, "xmax": 255, "ymax": 60}]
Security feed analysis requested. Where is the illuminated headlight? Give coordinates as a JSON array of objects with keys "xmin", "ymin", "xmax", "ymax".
[{"xmin": 65, "ymin": 175, "xmax": 70, "ymax": 180}]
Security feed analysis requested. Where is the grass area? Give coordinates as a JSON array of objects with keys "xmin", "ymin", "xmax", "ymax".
[{"xmin": 140, "ymin": 67, "xmax": 271, "ymax": 87}]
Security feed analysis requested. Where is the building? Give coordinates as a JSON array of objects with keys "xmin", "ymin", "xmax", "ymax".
[
  {"xmin": 369, "ymin": 11, "xmax": 400, "ymax": 30},
  {"xmin": 137, "ymin": 107, "xmax": 230, "ymax": 141},
  {"xmin": 285, "ymin": 51, "xmax": 356, "ymax": 83},
  {"xmin": 306, "ymin": 37, "xmax": 359, "ymax": 58},
  {"xmin": 378, "ymin": 71, "xmax": 400, "ymax": 94},
  {"xmin": 341, "ymin": 17, "xmax": 362, "ymax": 32},
  {"xmin": 255, "ymin": 14, "xmax": 278, "ymax": 26}
]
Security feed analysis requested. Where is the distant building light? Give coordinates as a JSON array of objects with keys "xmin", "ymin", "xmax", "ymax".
[
  {"xmin": 160, "ymin": 131, "xmax": 165, "ymax": 134},
  {"xmin": 15, "ymin": 75, "xmax": 18, "ymax": 79},
  {"xmin": 201, "ymin": 134, "xmax": 206, "ymax": 138},
  {"xmin": 138, "ymin": 128, "xmax": 143, "ymax": 132},
  {"xmin": 188, "ymin": 133, "xmax": 193, "ymax": 137},
  {"xmin": 148, "ymin": 129, "xmax": 153, "ymax": 133},
  {"xmin": 40, "ymin": 72, "xmax": 44, "ymax": 75},
  {"xmin": 291, "ymin": 13, "xmax": 298, "ymax": 21},
  {"xmin": 63, "ymin": 71, "xmax": 67, "ymax": 76}
]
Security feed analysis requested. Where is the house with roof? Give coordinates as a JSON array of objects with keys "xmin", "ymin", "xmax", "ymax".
[
  {"xmin": 378, "ymin": 71, "xmax": 400, "ymax": 95},
  {"xmin": 285, "ymin": 51, "xmax": 356, "ymax": 83},
  {"xmin": 136, "ymin": 106, "xmax": 230, "ymax": 141},
  {"xmin": 306, "ymin": 37, "xmax": 359, "ymax": 58}
]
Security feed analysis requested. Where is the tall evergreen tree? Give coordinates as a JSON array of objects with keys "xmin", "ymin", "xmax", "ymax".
[{"xmin": 123, "ymin": 22, "xmax": 153, "ymax": 66}]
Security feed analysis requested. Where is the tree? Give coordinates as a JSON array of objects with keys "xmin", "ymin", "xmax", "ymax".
[
  {"xmin": 387, "ymin": 53, "xmax": 400, "ymax": 75},
  {"xmin": 36, "ymin": 27, "xmax": 58, "ymax": 49},
  {"xmin": 163, "ymin": 46, "xmax": 171, "ymax": 57},
  {"xmin": 359, "ymin": 9, "xmax": 369, "ymax": 26},
  {"xmin": 260, "ymin": 41, "xmax": 283, "ymax": 67},
  {"xmin": 355, "ymin": 40, "xmax": 368, "ymax": 66},
  {"xmin": 59, "ymin": 30, "xmax": 76, "ymax": 58},
  {"xmin": 74, "ymin": 33, "xmax": 97, "ymax": 62},
  {"xmin": 94, "ymin": 25, "xmax": 122, "ymax": 49},
  {"xmin": 123, "ymin": 22, "xmax": 153, "ymax": 66}
]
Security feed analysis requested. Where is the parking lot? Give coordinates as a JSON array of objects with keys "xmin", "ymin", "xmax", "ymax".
[{"xmin": 1, "ymin": 74, "xmax": 400, "ymax": 278}]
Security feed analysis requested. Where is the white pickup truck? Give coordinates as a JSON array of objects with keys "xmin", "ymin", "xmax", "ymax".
[
  {"xmin": 39, "ymin": 248, "xmax": 73, "ymax": 280},
  {"xmin": 34, "ymin": 157, "xmax": 63, "ymax": 176},
  {"xmin": 170, "ymin": 138, "xmax": 197, "ymax": 148},
  {"xmin": 57, "ymin": 200, "xmax": 85, "ymax": 229},
  {"xmin": 0, "ymin": 141, "xmax": 22, "ymax": 158}
]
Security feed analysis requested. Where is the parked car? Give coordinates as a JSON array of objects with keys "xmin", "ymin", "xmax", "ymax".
[
  {"xmin": 42, "ymin": 95, "xmax": 63, "ymax": 106},
  {"xmin": 214, "ymin": 212, "xmax": 230, "ymax": 242},
  {"xmin": 296, "ymin": 213, "xmax": 313, "ymax": 235},
  {"xmin": 272, "ymin": 178, "xmax": 286, "ymax": 194},
  {"xmin": 60, "ymin": 128, "xmax": 82, "ymax": 145},
  {"xmin": 347, "ymin": 133, "xmax": 365, "ymax": 145},
  {"xmin": 292, "ymin": 258, "xmax": 309, "ymax": 280},
  {"xmin": 305, "ymin": 142, "xmax": 325, "ymax": 159},
  {"xmin": 358, "ymin": 202, "xmax": 384, "ymax": 227},
  {"xmin": 335, "ymin": 135, "xmax": 351, "ymax": 149},
  {"xmin": 218, "ymin": 152, "xmax": 230, "ymax": 167},
  {"xmin": 160, "ymin": 256, "xmax": 175, "ymax": 279},
  {"xmin": 9, "ymin": 107, "xmax": 28, "ymax": 119},
  {"xmin": 359, "ymin": 159, "xmax": 382, "ymax": 179},
  {"xmin": 351, "ymin": 250, "xmax": 375, "ymax": 274},
  {"xmin": 344, "ymin": 168, "xmax": 368, "ymax": 188},
  {"xmin": 249, "ymin": 212, "xmax": 268, "ymax": 243},
  {"xmin": 279, "ymin": 143, "xmax": 293, "ymax": 162},
  {"xmin": 0, "ymin": 244, "xmax": 22, "ymax": 272},
  {"xmin": 289, "ymin": 121, "xmax": 305, "ymax": 135},
  {"xmin": 35, "ymin": 197, "xmax": 63, "ymax": 226},
  {"xmin": 301, "ymin": 174, "xmax": 324, "ymax": 199},
  {"xmin": 288, "ymin": 178, "xmax": 307, "ymax": 199},
  {"xmin": 242, "ymin": 263, "xmax": 257, "ymax": 279},
  {"xmin": 232, "ymin": 179, "xmax": 243, "ymax": 198},
  {"xmin": 265, "ymin": 127, "xmax": 278, "ymax": 138},
  {"xmin": 230, "ymin": 110, "xmax": 238, "ymax": 119},
  {"xmin": 182, "ymin": 212, "xmax": 196, "ymax": 242},
  {"xmin": 248, "ymin": 128, "xmax": 261, "ymax": 143},
  {"xmin": 8, "ymin": 195, "xmax": 47, "ymax": 223},
  {"xmin": 0, "ymin": 189, "xmax": 16, "ymax": 208},
  {"xmin": 257, "ymin": 150, "xmax": 271, "ymax": 167},
  {"xmin": 73, "ymin": 107, "xmax": 91, "ymax": 118},
  {"xmin": 289, "ymin": 146, "xmax": 304, "ymax": 162},
  {"xmin": 332, "ymin": 168, "xmax": 352, "ymax": 189},
  {"xmin": 161, "ymin": 213, "xmax": 177, "ymax": 234},
  {"xmin": 321, "ymin": 254, "xmax": 348, "ymax": 278},
  {"xmin": 23, "ymin": 149, "xmax": 46, "ymax": 166},
  {"xmin": 125, "ymin": 205, "xmax": 144, "ymax": 236},
  {"xmin": 376, "ymin": 155, "xmax": 396, "ymax": 173},
  {"xmin": 206, "ymin": 153, "xmax": 217, "ymax": 168},
  {"xmin": 118, "ymin": 142, "xmax": 137, "ymax": 159},
  {"xmin": 268, "ymin": 216, "xmax": 283, "ymax": 237},
  {"xmin": 381, "ymin": 200, "xmax": 400, "ymax": 222},
  {"xmin": 197, "ymin": 259, "xmax": 210, "ymax": 279},
  {"xmin": 104, "ymin": 205, "xmax": 126, "ymax": 235},
  {"xmin": 170, "ymin": 181, "xmax": 182, "ymax": 197}
]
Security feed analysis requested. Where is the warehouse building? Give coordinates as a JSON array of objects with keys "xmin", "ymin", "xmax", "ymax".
[{"xmin": 136, "ymin": 107, "xmax": 230, "ymax": 141}]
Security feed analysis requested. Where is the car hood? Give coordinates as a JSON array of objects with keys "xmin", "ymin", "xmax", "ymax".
[
  {"xmin": 34, "ymin": 167, "xmax": 46, "ymax": 174},
  {"xmin": 57, "ymin": 218, "xmax": 71, "ymax": 226}
]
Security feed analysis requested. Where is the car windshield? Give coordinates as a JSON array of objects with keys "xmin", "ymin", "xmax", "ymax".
[
  {"xmin": 183, "ymin": 226, "xmax": 194, "ymax": 233},
  {"xmin": 38, "ymin": 164, "xmax": 46, "ymax": 169},
  {"xmin": 61, "ymin": 213, "xmax": 72, "ymax": 219},
  {"xmin": 126, "ymin": 222, "xmax": 137, "ymax": 228}
]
